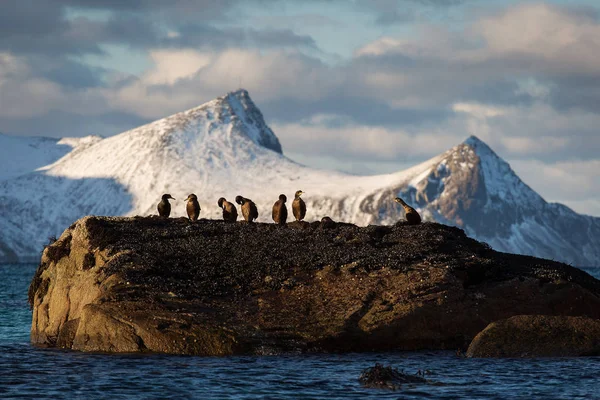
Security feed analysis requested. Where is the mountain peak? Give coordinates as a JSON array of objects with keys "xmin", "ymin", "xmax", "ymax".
[
  {"xmin": 463, "ymin": 134, "xmax": 483, "ymax": 145},
  {"xmin": 463, "ymin": 135, "xmax": 493, "ymax": 153},
  {"xmin": 223, "ymin": 88, "xmax": 250, "ymax": 101},
  {"xmin": 462, "ymin": 135, "xmax": 506, "ymax": 166},
  {"xmin": 455, "ymin": 134, "xmax": 544, "ymax": 207},
  {"xmin": 210, "ymin": 89, "xmax": 283, "ymax": 154}
]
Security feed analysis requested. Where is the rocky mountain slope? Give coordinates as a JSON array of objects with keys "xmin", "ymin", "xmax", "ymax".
[{"xmin": 0, "ymin": 90, "xmax": 598, "ymax": 265}]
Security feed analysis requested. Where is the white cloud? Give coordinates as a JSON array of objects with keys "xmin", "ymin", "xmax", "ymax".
[
  {"xmin": 2, "ymin": 3, "xmax": 600, "ymax": 215},
  {"xmin": 105, "ymin": 48, "xmax": 342, "ymax": 118},
  {"xmin": 475, "ymin": 4, "xmax": 600, "ymax": 73},
  {"xmin": 0, "ymin": 52, "xmax": 106, "ymax": 119},
  {"xmin": 144, "ymin": 50, "xmax": 212, "ymax": 85},
  {"xmin": 273, "ymin": 114, "xmax": 464, "ymax": 162},
  {"xmin": 354, "ymin": 37, "xmax": 405, "ymax": 57},
  {"xmin": 452, "ymin": 102, "xmax": 505, "ymax": 118},
  {"xmin": 355, "ymin": 3, "xmax": 600, "ymax": 77}
]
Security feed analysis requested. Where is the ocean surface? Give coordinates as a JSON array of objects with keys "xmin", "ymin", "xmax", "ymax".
[{"xmin": 1, "ymin": 263, "xmax": 600, "ymax": 400}]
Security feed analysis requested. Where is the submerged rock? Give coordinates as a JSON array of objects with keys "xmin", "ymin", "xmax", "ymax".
[
  {"xmin": 467, "ymin": 315, "xmax": 600, "ymax": 358},
  {"xmin": 359, "ymin": 364, "xmax": 426, "ymax": 390},
  {"xmin": 29, "ymin": 216, "xmax": 600, "ymax": 355}
]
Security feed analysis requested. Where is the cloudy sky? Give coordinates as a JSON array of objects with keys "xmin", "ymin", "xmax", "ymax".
[{"xmin": 1, "ymin": 0, "xmax": 599, "ymax": 216}]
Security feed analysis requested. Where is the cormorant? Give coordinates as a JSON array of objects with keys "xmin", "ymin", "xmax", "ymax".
[
  {"xmin": 272, "ymin": 194, "xmax": 288, "ymax": 225},
  {"xmin": 292, "ymin": 190, "xmax": 306, "ymax": 222},
  {"xmin": 394, "ymin": 197, "xmax": 421, "ymax": 225},
  {"xmin": 185, "ymin": 194, "xmax": 201, "ymax": 222},
  {"xmin": 218, "ymin": 197, "xmax": 238, "ymax": 222},
  {"xmin": 235, "ymin": 195, "xmax": 259, "ymax": 223},
  {"xmin": 157, "ymin": 194, "xmax": 175, "ymax": 218}
]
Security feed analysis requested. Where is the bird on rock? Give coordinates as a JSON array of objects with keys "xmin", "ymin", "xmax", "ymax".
[
  {"xmin": 272, "ymin": 194, "xmax": 288, "ymax": 225},
  {"xmin": 394, "ymin": 197, "xmax": 421, "ymax": 225},
  {"xmin": 292, "ymin": 190, "xmax": 306, "ymax": 222},
  {"xmin": 185, "ymin": 194, "xmax": 201, "ymax": 222},
  {"xmin": 218, "ymin": 197, "xmax": 238, "ymax": 222},
  {"xmin": 235, "ymin": 195, "xmax": 259, "ymax": 223},
  {"xmin": 157, "ymin": 194, "xmax": 175, "ymax": 218}
]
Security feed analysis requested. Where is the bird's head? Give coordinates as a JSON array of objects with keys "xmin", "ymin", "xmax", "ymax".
[
  {"xmin": 217, "ymin": 197, "xmax": 226, "ymax": 208},
  {"xmin": 235, "ymin": 195, "xmax": 245, "ymax": 205},
  {"xmin": 279, "ymin": 194, "xmax": 287, "ymax": 202},
  {"xmin": 295, "ymin": 190, "xmax": 304, "ymax": 198},
  {"xmin": 185, "ymin": 194, "xmax": 197, "ymax": 202},
  {"xmin": 162, "ymin": 194, "xmax": 175, "ymax": 201}
]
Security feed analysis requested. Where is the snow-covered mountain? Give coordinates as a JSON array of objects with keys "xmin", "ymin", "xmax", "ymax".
[
  {"xmin": 391, "ymin": 137, "xmax": 600, "ymax": 266},
  {"xmin": 0, "ymin": 89, "xmax": 598, "ymax": 265}
]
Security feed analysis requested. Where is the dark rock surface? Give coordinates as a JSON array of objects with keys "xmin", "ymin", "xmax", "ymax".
[
  {"xmin": 466, "ymin": 315, "xmax": 600, "ymax": 358},
  {"xmin": 29, "ymin": 216, "xmax": 600, "ymax": 355},
  {"xmin": 359, "ymin": 364, "xmax": 427, "ymax": 390}
]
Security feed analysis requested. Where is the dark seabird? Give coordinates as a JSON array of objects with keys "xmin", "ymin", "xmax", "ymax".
[
  {"xmin": 394, "ymin": 197, "xmax": 421, "ymax": 225},
  {"xmin": 184, "ymin": 194, "xmax": 201, "ymax": 222},
  {"xmin": 272, "ymin": 194, "xmax": 288, "ymax": 225},
  {"xmin": 218, "ymin": 197, "xmax": 238, "ymax": 223},
  {"xmin": 292, "ymin": 190, "xmax": 306, "ymax": 222},
  {"xmin": 320, "ymin": 216, "xmax": 336, "ymax": 230},
  {"xmin": 235, "ymin": 195, "xmax": 259, "ymax": 223},
  {"xmin": 157, "ymin": 194, "xmax": 175, "ymax": 218}
]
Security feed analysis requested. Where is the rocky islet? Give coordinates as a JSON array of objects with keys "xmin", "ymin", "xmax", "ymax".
[{"xmin": 28, "ymin": 216, "xmax": 600, "ymax": 356}]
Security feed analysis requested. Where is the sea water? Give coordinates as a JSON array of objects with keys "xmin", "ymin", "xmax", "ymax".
[{"xmin": 1, "ymin": 263, "xmax": 599, "ymax": 399}]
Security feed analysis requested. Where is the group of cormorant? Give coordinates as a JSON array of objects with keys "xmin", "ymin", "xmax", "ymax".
[
  {"xmin": 157, "ymin": 190, "xmax": 421, "ymax": 225},
  {"xmin": 157, "ymin": 190, "xmax": 308, "ymax": 224}
]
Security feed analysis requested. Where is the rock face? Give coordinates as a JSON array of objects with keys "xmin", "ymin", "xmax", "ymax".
[
  {"xmin": 466, "ymin": 315, "xmax": 600, "ymax": 358},
  {"xmin": 29, "ymin": 216, "xmax": 600, "ymax": 355}
]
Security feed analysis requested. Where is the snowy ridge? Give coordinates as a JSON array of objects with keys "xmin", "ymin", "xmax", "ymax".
[{"xmin": 0, "ymin": 91, "xmax": 598, "ymax": 265}]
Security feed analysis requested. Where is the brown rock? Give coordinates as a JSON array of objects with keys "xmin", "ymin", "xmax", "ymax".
[
  {"xmin": 466, "ymin": 315, "xmax": 600, "ymax": 358},
  {"xmin": 28, "ymin": 216, "xmax": 600, "ymax": 355}
]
